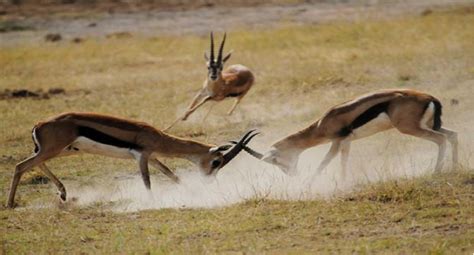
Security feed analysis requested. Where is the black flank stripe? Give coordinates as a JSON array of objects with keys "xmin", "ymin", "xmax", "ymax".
[
  {"xmin": 77, "ymin": 126, "xmax": 142, "ymax": 150},
  {"xmin": 228, "ymin": 92, "xmax": 243, "ymax": 98},
  {"xmin": 338, "ymin": 102, "xmax": 390, "ymax": 137}
]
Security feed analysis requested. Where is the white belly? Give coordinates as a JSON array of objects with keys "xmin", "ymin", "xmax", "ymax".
[
  {"xmin": 67, "ymin": 136, "xmax": 136, "ymax": 159},
  {"xmin": 349, "ymin": 113, "xmax": 393, "ymax": 140}
]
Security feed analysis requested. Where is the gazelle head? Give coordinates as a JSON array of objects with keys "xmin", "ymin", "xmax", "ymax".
[
  {"xmin": 204, "ymin": 32, "xmax": 232, "ymax": 81},
  {"xmin": 201, "ymin": 130, "xmax": 259, "ymax": 176},
  {"xmin": 261, "ymin": 147, "xmax": 300, "ymax": 176}
]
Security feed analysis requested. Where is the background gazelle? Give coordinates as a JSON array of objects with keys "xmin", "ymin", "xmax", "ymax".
[
  {"xmin": 6, "ymin": 112, "xmax": 258, "ymax": 208},
  {"xmin": 240, "ymin": 89, "xmax": 458, "ymax": 179},
  {"xmin": 165, "ymin": 32, "xmax": 255, "ymax": 131}
]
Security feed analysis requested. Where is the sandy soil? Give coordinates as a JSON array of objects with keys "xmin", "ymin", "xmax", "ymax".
[{"xmin": 1, "ymin": 0, "xmax": 473, "ymax": 46}]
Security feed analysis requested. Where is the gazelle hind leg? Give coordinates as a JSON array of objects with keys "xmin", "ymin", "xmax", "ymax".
[
  {"xmin": 38, "ymin": 163, "xmax": 67, "ymax": 201},
  {"xmin": 439, "ymin": 127, "xmax": 458, "ymax": 166},
  {"xmin": 396, "ymin": 126, "xmax": 447, "ymax": 173},
  {"xmin": 7, "ymin": 153, "xmax": 47, "ymax": 208},
  {"xmin": 227, "ymin": 97, "xmax": 242, "ymax": 115}
]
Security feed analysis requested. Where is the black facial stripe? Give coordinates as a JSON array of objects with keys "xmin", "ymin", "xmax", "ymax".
[
  {"xmin": 77, "ymin": 126, "xmax": 142, "ymax": 150},
  {"xmin": 338, "ymin": 101, "xmax": 390, "ymax": 137}
]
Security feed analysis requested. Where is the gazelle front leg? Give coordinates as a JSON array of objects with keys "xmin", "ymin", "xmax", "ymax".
[
  {"xmin": 183, "ymin": 88, "xmax": 211, "ymax": 120},
  {"xmin": 315, "ymin": 140, "xmax": 342, "ymax": 175},
  {"xmin": 149, "ymin": 158, "xmax": 180, "ymax": 183},
  {"xmin": 182, "ymin": 95, "xmax": 212, "ymax": 121},
  {"xmin": 308, "ymin": 140, "xmax": 342, "ymax": 184},
  {"xmin": 164, "ymin": 89, "xmax": 211, "ymax": 131},
  {"xmin": 340, "ymin": 141, "xmax": 351, "ymax": 181},
  {"xmin": 132, "ymin": 151, "xmax": 151, "ymax": 190},
  {"xmin": 163, "ymin": 91, "xmax": 212, "ymax": 131}
]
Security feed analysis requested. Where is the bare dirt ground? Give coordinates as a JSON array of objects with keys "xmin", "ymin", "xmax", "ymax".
[{"xmin": 1, "ymin": 0, "xmax": 473, "ymax": 46}]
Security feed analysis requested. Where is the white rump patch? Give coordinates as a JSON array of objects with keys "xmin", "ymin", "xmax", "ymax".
[
  {"xmin": 32, "ymin": 127, "xmax": 40, "ymax": 153},
  {"xmin": 350, "ymin": 113, "xmax": 393, "ymax": 140},
  {"xmin": 68, "ymin": 136, "xmax": 136, "ymax": 159},
  {"xmin": 420, "ymin": 102, "xmax": 435, "ymax": 130}
]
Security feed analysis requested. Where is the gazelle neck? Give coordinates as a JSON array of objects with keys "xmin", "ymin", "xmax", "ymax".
[
  {"xmin": 273, "ymin": 120, "xmax": 327, "ymax": 153},
  {"xmin": 155, "ymin": 133, "xmax": 214, "ymax": 161}
]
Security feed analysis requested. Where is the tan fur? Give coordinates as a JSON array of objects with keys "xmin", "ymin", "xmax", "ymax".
[
  {"xmin": 164, "ymin": 34, "xmax": 255, "ymax": 131},
  {"xmin": 209, "ymin": 65, "xmax": 254, "ymax": 100},
  {"xmin": 7, "ymin": 112, "xmax": 252, "ymax": 208},
  {"xmin": 259, "ymin": 89, "xmax": 458, "ymax": 178},
  {"xmin": 176, "ymin": 64, "xmax": 254, "ymax": 123}
]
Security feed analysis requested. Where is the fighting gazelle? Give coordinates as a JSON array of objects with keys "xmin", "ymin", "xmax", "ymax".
[
  {"xmin": 165, "ymin": 32, "xmax": 255, "ymax": 131},
  {"xmin": 239, "ymin": 89, "xmax": 458, "ymax": 179},
  {"xmin": 6, "ymin": 112, "xmax": 258, "ymax": 208}
]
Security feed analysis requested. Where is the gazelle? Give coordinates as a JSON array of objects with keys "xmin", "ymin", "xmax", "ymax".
[
  {"xmin": 164, "ymin": 32, "xmax": 255, "ymax": 131},
  {"xmin": 6, "ymin": 112, "xmax": 258, "ymax": 208},
  {"xmin": 239, "ymin": 89, "xmax": 458, "ymax": 179}
]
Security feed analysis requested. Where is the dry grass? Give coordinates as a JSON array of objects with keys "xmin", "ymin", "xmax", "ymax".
[
  {"xmin": 0, "ymin": 171, "xmax": 472, "ymax": 253},
  {"xmin": 0, "ymin": 7, "xmax": 474, "ymax": 254}
]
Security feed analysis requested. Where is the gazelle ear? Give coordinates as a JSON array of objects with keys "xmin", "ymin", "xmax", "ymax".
[
  {"xmin": 204, "ymin": 52, "xmax": 209, "ymax": 61},
  {"xmin": 223, "ymin": 51, "xmax": 232, "ymax": 62}
]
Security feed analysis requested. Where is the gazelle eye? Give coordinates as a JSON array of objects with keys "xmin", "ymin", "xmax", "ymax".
[{"xmin": 211, "ymin": 159, "xmax": 221, "ymax": 169}]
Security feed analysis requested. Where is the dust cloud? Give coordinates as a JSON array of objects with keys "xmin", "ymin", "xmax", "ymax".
[{"xmin": 57, "ymin": 126, "xmax": 471, "ymax": 212}]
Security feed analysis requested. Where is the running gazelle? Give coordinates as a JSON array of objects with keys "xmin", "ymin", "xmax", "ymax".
[
  {"xmin": 6, "ymin": 112, "xmax": 258, "ymax": 208},
  {"xmin": 165, "ymin": 32, "xmax": 255, "ymax": 131},
  {"xmin": 238, "ymin": 89, "xmax": 458, "ymax": 178}
]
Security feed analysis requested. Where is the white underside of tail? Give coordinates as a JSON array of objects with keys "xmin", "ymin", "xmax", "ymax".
[
  {"xmin": 349, "ymin": 113, "xmax": 393, "ymax": 140},
  {"xmin": 66, "ymin": 136, "xmax": 138, "ymax": 159},
  {"xmin": 420, "ymin": 102, "xmax": 435, "ymax": 130}
]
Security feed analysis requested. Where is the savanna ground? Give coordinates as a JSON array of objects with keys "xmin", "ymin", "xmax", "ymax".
[{"xmin": 1, "ymin": 1, "xmax": 474, "ymax": 254}]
